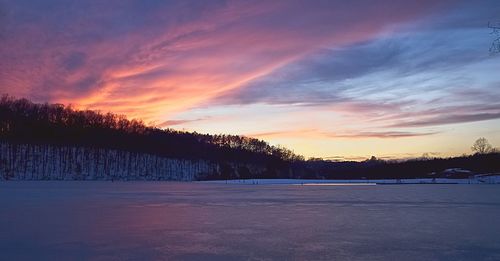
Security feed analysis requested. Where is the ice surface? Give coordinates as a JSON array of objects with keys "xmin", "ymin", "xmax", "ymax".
[{"xmin": 1, "ymin": 181, "xmax": 500, "ymax": 260}]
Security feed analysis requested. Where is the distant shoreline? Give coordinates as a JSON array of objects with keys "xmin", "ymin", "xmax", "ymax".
[{"xmin": 201, "ymin": 177, "xmax": 500, "ymax": 185}]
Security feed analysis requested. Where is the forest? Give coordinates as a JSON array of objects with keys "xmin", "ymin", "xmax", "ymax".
[
  {"xmin": 0, "ymin": 95, "xmax": 302, "ymax": 180},
  {"xmin": 296, "ymin": 153, "xmax": 500, "ymax": 180},
  {"xmin": 0, "ymin": 95, "xmax": 499, "ymax": 181}
]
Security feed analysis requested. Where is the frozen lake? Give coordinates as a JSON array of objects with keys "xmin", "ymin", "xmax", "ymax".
[{"xmin": 1, "ymin": 182, "xmax": 500, "ymax": 260}]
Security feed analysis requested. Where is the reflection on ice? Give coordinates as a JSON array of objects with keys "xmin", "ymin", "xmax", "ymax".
[{"xmin": 0, "ymin": 181, "xmax": 499, "ymax": 260}]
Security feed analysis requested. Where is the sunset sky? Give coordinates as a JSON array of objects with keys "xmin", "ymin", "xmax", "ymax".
[{"xmin": 1, "ymin": 0, "xmax": 499, "ymax": 160}]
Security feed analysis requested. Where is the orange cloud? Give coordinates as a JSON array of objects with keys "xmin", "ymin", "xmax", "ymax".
[{"xmin": 1, "ymin": 1, "xmax": 446, "ymax": 122}]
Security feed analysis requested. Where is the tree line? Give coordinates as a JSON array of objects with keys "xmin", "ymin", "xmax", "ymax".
[
  {"xmin": 1, "ymin": 95, "xmax": 498, "ymax": 181},
  {"xmin": 297, "ymin": 153, "xmax": 500, "ymax": 180},
  {"xmin": 0, "ymin": 95, "xmax": 307, "ymax": 180},
  {"xmin": 0, "ymin": 95, "xmax": 303, "ymax": 164}
]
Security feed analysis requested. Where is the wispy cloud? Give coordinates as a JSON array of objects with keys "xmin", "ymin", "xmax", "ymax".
[
  {"xmin": 247, "ymin": 129, "xmax": 319, "ymax": 139},
  {"xmin": 157, "ymin": 118, "xmax": 207, "ymax": 128},
  {"xmin": 389, "ymin": 112, "xmax": 500, "ymax": 128},
  {"xmin": 329, "ymin": 131, "xmax": 439, "ymax": 139},
  {"xmin": 0, "ymin": 0, "xmax": 449, "ymax": 120},
  {"xmin": 248, "ymin": 129, "xmax": 438, "ymax": 139}
]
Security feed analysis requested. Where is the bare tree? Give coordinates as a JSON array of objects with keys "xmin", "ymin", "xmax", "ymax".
[
  {"xmin": 471, "ymin": 137, "xmax": 493, "ymax": 154},
  {"xmin": 489, "ymin": 22, "xmax": 500, "ymax": 53}
]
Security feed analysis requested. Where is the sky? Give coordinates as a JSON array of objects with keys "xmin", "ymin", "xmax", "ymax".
[{"xmin": 1, "ymin": 0, "xmax": 499, "ymax": 160}]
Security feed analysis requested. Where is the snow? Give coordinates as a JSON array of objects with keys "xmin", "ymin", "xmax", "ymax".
[{"xmin": 1, "ymin": 181, "xmax": 500, "ymax": 260}]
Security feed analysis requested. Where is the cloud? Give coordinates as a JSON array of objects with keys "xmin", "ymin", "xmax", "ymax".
[
  {"xmin": 389, "ymin": 112, "xmax": 500, "ymax": 128},
  {"xmin": 328, "ymin": 131, "xmax": 439, "ymax": 139},
  {"xmin": 61, "ymin": 52, "xmax": 87, "ymax": 72},
  {"xmin": 211, "ymin": 24, "xmax": 494, "ymax": 107},
  {"xmin": 247, "ymin": 129, "xmax": 318, "ymax": 139},
  {"xmin": 206, "ymin": 11, "xmax": 500, "ymax": 133},
  {"xmin": 157, "ymin": 118, "xmax": 206, "ymax": 128},
  {"xmin": 0, "ymin": 0, "xmax": 450, "ymax": 121},
  {"xmin": 248, "ymin": 129, "xmax": 438, "ymax": 139}
]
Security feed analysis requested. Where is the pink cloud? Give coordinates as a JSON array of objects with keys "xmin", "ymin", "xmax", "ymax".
[{"xmin": 0, "ymin": 0, "xmax": 449, "ymax": 122}]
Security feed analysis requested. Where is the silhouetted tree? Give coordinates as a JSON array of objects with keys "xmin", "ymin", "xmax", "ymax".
[{"xmin": 471, "ymin": 137, "xmax": 493, "ymax": 154}]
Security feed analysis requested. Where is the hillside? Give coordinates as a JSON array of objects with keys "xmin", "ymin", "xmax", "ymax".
[{"xmin": 0, "ymin": 95, "xmax": 302, "ymax": 180}]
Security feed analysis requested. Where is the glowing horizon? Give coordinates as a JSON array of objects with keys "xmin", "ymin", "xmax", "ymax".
[{"xmin": 1, "ymin": 0, "xmax": 499, "ymax": 160}]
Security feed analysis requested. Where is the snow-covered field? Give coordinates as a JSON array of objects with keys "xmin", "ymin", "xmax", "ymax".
[{"xmin": 1, "ymin": 181, "xmax": 500, "ymax": 260}]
